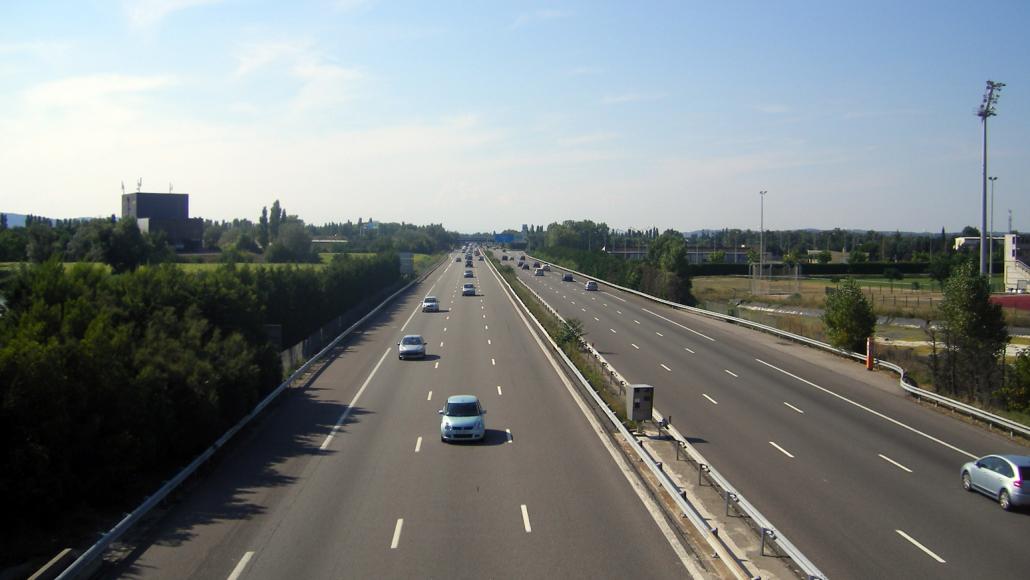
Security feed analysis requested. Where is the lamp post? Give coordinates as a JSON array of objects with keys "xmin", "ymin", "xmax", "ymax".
[
  {"xmin": 989, "ymin": 176, "xmax": 998, "ymax": 290},
  {"xmin": 977, "ymin": 80, "xmax": 1005, "ymax": 275},
  {"xmin": 759, "ymin": 190, "xmax": 767, "ymax": 280}
]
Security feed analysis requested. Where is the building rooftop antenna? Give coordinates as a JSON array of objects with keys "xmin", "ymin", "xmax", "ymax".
[
  {"xmin": 121, "ymin": 181, "xmax": 125, "ymax": 195},
  {"xmin": 169, "ymin": 182, "xmax": 173, "ymax": 194},
  {"xmin": 136, "ymin": 178, "xmax": 143, "ymax": 193}
]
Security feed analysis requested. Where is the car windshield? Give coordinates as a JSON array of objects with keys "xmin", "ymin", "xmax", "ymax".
[
  {"xmin": 402, "ymin": 337, "xmax": 422, "ymax": 345},
  {"xmin": 445, "ymin": 402, "xmax": 480, "ymax": 417},
  {"xmin": 424, "ymin": 297, "xmax": 437, "ymax": 303}
]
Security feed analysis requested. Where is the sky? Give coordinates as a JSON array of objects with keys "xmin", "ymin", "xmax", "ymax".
[{"xmin": 0, "ymin": 1, "xmax": 1027, "ymax": 234}]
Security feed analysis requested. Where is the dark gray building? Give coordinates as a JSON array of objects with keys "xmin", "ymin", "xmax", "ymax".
[{"xmin": 121, "ymin": 192, "xmax": 203, "ymax": 250}]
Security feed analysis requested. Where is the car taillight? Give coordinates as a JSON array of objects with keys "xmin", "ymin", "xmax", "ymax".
[{"xmin": 1014, "ymin": 480, "xmax": 1023, "ymax": 488}]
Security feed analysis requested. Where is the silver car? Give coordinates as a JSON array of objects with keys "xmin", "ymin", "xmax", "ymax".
[
  {"xmin": 397, "ymin": 335, "xmax": 427, "ymax": 360},
  {"xmin": 462, "ymin": 283, "xmax": 476, "ymax": 296},
  {"xmin": 961, "ymin": 454, "xmax": 1030, "ymax": 511},
  {"xmin": 534, "ymin": 268, "xmax": 544, "ymax": 276},
  {"xmin": 439, "ymin": 395, "xmax": 486, "ymax": 442},
  {"xmin": 584, "ymin": 280, "xmax": 598, "ymax": 291},
  {"xmin": 464, "ymin": 269, "xmax": 474, "ymax": 278},
  {"xmin": 421, "ymin": 296, "xmax": 439, "ymax": 312}
]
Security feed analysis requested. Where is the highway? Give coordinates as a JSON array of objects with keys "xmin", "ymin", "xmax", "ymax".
[
  {"xmin": 108, "ymin": 253, "xmax": 694, "ymax": 579},
  {"xmin": 512, "ymin": 256, "xmax": 1030, "ymax": 580}
]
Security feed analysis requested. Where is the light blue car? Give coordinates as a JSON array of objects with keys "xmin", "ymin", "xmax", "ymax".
[{"xmin": 439, "ymin": 395, "xmax": 486, "ymax": 442}]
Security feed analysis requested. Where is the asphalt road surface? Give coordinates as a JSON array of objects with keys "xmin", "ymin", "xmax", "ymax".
[
  {"xmin": 109, "ymin": 254, "xmax": 693, "ymax": 579},
  {"xmin": 514, "ymin": 257, "xmax": 1030, "ymax": 580}
]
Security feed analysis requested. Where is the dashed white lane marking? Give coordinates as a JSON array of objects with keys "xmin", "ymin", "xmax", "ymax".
[
  {"xmin": 610, "ymin": 328, "xmax": 617, "ymax": 334},
  {"xmin": 755, "ymin": 359, "xmax": 977, "ymax": 459},
  {"xmin": 582, "ymin": 308, "xmax": 587, "ymax": 312},
  {"xmin": 491, "ymin": 358, "xmax": 496, "ymax": 366},
  {"xmin": 521, "ymin": 505, "xmax": 532, "ymax": 533},
  {"xmin": 602, "ymin": 303, "xmax": 608, "ymax": 307},
  {"xmin": 227, "ymin": 551, "xmax": 255, "ymax": 580},
  {"xmin": 483, "ymin": 314, "xmax": 487, "ymax": 319},
  {"xmin": 660, "ymin": 363, "xmax": 672, "ymax": 372},
  {"xmin": 603, "ymin": 291, "xmax": 627, "ymax": 302},
  {"xmin": 879, "ymin": 454, "xmax": 913, "ymax": 473},
  {"xmin": 434, "ymin": 361, "xmax": 439, "ymax": 369},
  {"xmin": 427, "ymin": 391, "xmax": 432, "ymax": 401},
  {"xmin": 391, "ymin": 519, "xmax": 404, "ymax": 549},
  {"xmin": 896, "ymin": 530, "xmax": 945, "ymax": 563},
  {"xmin": 415, "ymin": 437, "xmax": 422, "ymax": 453},
  {"xmin": 506, "ymin": 429, "xmax": 513, "ymax": 443},
  {"xmin": 769, "ymin": 441, "xmax": 795, "ymax": 458},
  {"xmin": 634, "ymin": 319, "xmax": 641, "ymax": 325},
  {"xmin": 320, "ymin": 347, "xmax": 390, "ymax": 450},
  {"xmin": 641, "ymin": 308, "xmax": 716, "ymax": 341},
  {"xmin": 593, "ymin": 316, "xmax": 600, "ymax": 321},
  {"xmin": 446, "ymin": 316, "xmax": 450, "ymax": 320},
  {"xmin": 497, "ymin": 385, "xmax": 503, "ymax": 396},
  {"xmin": 631, "ymin": 343, "xmax": 639, "ymax": 349},
  {"xmin": 702, "ymin": 394, "xmax": 718, "ymax": 405},
  {"xmin": 724, "ymin": 369, "xmax": 738, "ymax": 378},
  {"xmin": 655, "ymin": 331, "xmax": 664, "ymax": 337},
  {"xmin": 488, "ymin": 339, "xmax": 492, "ymax": 345},
  {"xmin": 570, "ymin": 301, "xmax": 576, "ymax": 305},
  {"xmin": 783, "ymin": 402, "xmax": 805, "ymax": 414},
  {"xmin": 683, "ymin": 347, "xmax": 695, "ymax": 354},
  {"xmin": 443, "ymin": 327, "xmax": 447, "ymax": 332},
  {"xmin": 439, "ymin": 341, "xmax": 444, "ymax": 347},
  {"xmin": 485, "ymin": 325, "xmax": 489, "ymax": 330}
]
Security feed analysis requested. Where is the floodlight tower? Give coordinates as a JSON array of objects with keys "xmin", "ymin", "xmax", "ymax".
[
  {"xmin": 759, "ymin": 190, "xmax": 767, "ymax": 279},
  {"xmin": 989, "ymin": 176, "xmax": 998, "ymax": 288},
  {"xmin": 977, "ymin": 80, "xmax": 1005, "ymax": 275}
]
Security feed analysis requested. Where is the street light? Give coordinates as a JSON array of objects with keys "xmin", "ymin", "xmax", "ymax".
[
  {"xmin": 759, "ymin": 190, "xmax": 767, "ymax": 280},
  {"xmin": 989, "ymin": 176, "xmax": 998, "ymax": 290},
  {"xmin": 977, "ymin": 80, "xmax": 1005, "ymax": 275}
]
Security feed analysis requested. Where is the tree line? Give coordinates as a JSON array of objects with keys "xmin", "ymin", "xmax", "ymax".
[{"xmin": 0, "ymin": 251, "xmax": 402, "ymax": 559}]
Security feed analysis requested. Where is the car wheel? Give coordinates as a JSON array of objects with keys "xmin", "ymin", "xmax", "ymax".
[
  {"xmin": 1000, "ymin": 490, "xmax": 1013, "ymax": 511},
  {"xmin": 961, "ymin": 472, "xmax": 973, "ymax": 492}
]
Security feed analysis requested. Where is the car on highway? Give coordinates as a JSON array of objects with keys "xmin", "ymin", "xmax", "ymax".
[
  {"xmin": 478, "ymin": 255, "xmax": 484, "ymax": 261},
  {"xmin": 421, "ymin": 296, "xmax": 439, "ymax": 312},
  {"xmin": 534, "ymin": 268, "xmax": 544, "ymax": 276},
  {"xmin": 439, "ymin": 395, "xmax": 486, "ymax": 442},
  {"xmin": 584, "ymin": 280, "xmax": 598, "ymax": 291},
  {"xmin": 521, "ymin": 263, "xmax": 530, "ymax": 270},
  {"xmin": 462, "ymin": 283, "xmax": 476, "ymax": 296},
  {"xmin": 532, "ymin": 261, "xmax": 541, "ymax": 268},
  {"xmin": 542, "ymin": 264, "xmax": 550, "ymax": 271},
  {"xmin": 455, "ymin": 256, "xmax": 462, "ymax": 262},
  {"xmin": 465, "ymin": 260, "xmax": 473, "ymax": 267},
  {"xmin": 518, "ymin": 255, "xmax": 525, "ymax": 261},
  {"xmin": 397, "ymin": 335, "xmax": 428, "ymax": 360},
  {"xmin": 961, "ymin": 454, "xmax": 1030, "ymax": 511},
  {"xmin": 562, "ymin": 273, "xmax": 574, "ymax": 282},
  {"xmin": 501, "ymin": 255, "xmax": 508, "ymax": 261},
  {"xmin": 464, "ymin": 269, "xmax": 474, "ymax": 278}
]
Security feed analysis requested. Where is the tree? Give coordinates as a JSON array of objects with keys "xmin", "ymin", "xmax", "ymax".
[
  {"xmin": 822, "ymin": 278, "xmax": 876, "ymax": 352},
  {"xmin": 258, "ymin": 207, "xmax": 269, "ymax": 249},
  {"xmin": 707, "ymin": 250, "xmax": 726, "ymax": 264},
  {"xmin": 269, "ymin": 200, "xmax": 282, "ymax": 241},
  {"xmin": 846, "ymin": 250, "xmax": 868, "ymax": 264},
  {"xmin": 928, "ymin": 253, "xmax": 956, "ymax": 290},
  {"xmin": 960, "ymin": 225, "xmax": 980, "ymax": 237},
  {"xmin": 932, "ymin": 261, "xmax": 1008, "ymax": 403},
  {"xmin": 1000, "ymin": 350, "xmax": 1030, "ymax": 414},
  {"xmin": 883, "ymin": 267, "xmax": 903, "ymax": 293},
  {"xmin": 103, "ymin": 218, "xmax": 149, "ymax": 273},
  {"xmin": 816, "ymin": 250, "xmax": 832, "ymax": 264}
]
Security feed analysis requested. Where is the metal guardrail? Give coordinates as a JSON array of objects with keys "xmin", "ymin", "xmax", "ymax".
[
  {"xmin": 487, "ymin": 256, "xmax": 758, "ymax": 580},
  {"xmin": 528, "ymin": 255, "xmax": 1030, "ymax": 441},
  {"xmin": 56, "ymin": 258, "xmax": 448, "ymax": 580}
]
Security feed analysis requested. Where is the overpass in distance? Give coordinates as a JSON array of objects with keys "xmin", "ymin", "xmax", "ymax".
[{"xmin": 100, "ymin": 245, "xmax": 1028, "ymax": 580}]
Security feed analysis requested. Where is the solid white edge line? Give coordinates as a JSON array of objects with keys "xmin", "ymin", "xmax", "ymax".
[
  {"xmin": 415, "ymin": 436, "xmax": 422, "ymax": 453},
  {"xmin": 391, "ymin": 518, "xmax": 404, "ymax": 549},
  {"xmin": 783, "ymin": 402, "xmax": 805, "ymax": 414},
  {"xmin": 320, "ymin": 347, "xmax": 391, "ymax": 450},
  {"xmin": 702, "ymin": 394, "xmax": 718, "ymax": 405},
  {"xmin": 226, "ymin": 551, "xmax": 255, "ymax": 580},
  {"xmin": 724, "ymin": 369, "xmax": 738, "ymax": 378},
  {"xmin": 755, "ymin": 358, "xmax": 977, "ymax": 459},
  {"xmin": 769, "ymin": 441, "xmax": 795, "ymax": 458},
  {"xmin": 878, "ymin": 453, "xmax": 913, "ymax": 473},
  {"xmin": 641, "ymin": 307, "xmax": 716, "ymax": 341},
  {"xmin": 484, "ymin": 253, "xmax": 699, "ymax": 575},
  {"xmin": 521, "ymin": 504, "xmax": 532, "ymax": 533},
  {"xmin": 896, "ymin": 529, "xmax": 945, "ymax": 563}
]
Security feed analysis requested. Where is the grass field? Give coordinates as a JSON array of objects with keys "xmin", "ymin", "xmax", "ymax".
[{"xmin": 2, "ymin": 252, "xmax": 438, "ymax": 274}]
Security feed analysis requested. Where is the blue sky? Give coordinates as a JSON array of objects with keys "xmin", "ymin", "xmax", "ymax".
[{"xmin": 1, "ymin": 1, "xmax": 1027, "ymax": 233}]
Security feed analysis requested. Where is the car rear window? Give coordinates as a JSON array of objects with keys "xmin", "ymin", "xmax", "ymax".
[{"xmin": 1019, "ymin": 466, "xmax": 1030, "ymax": 481}]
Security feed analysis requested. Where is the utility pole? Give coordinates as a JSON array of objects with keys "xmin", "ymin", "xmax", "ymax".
[
  {"xmin": 1009, "ymin": 209, "xmax": 1013, "ymax": 234},
  {"xmin": 759, "ymin": 190, "xmax": 767, "ymax": 280},
  {"xmin": 977, "ymin": 80, "xmax": 1005, "ymax": 275}
]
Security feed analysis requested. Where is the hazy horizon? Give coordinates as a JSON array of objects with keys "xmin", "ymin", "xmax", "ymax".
[{"xmin": 1, "ymin": 1, "xmax": 1027, "ymax": 234}]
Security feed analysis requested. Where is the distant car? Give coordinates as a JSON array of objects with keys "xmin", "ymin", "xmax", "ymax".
[
  {"xmin": 961, "ymin": 454, "xmax": 1030, "ymax": 511},
  {"xmin": 501, "ymin": 255, "xmax": 508, "ymax": 261},
  {"xmin": 542, "ymin": 264, "xmax": 550, "ymax": 271},
  {"xmin": 562, "ymin": 273, "xmax": 574, "ymax": 282},
  {"xmin": 439, "ymin": 395, "xmax": 486, "ymax": 442},
  {"xmin": 478, "ymin": 255, "xmax": 484, "ymax": 261},
  {"xmin": 464, "ymin": 269, "xmax": 474, "ymax": 278},
  {"xmin": 465, "ymin": 260, "xmax": 473, "ymax": 267},
  {"xmin": 455, "ymin": 256, "xmax": 462, "ymax": 262},
  {"xmin": 584, "ymin": 281, "xmax": 598, "ymax": 291},
  {"xmin": 534, "ymin": 268, "xmax": 544, "ymax": 276},
  {"xmin": 532, "ymin": 261, "xmax": 541, "ymax": 268},
  {"xmin": 397, "ymin": 335, "xmax": 427, "ymax": 360},
  {"xmin": 521, "ymin": 263, "xmax": 530, "ymax": 270},
  {"xmin": 421, "ymin": 296, "xmax": 439, "ymax": 312},
  {"xmin": 519, "ymin": 255, "xmax": 525, "ymax": 261},
  {"xmin": 462, "ymin": 283, "xmax": 476, "ymax": 296}
]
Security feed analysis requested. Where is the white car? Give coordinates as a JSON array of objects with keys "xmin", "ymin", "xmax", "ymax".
[{"xmin": 421, "ymin": 296, "xmax": 439, "ymax": 312}]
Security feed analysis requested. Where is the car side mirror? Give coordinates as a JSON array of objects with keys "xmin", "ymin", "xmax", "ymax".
[
  {"xmin": 423, "ymin": 341, "xmax": 428, "ymax": 345},
  {"xmin": 438, "ymin": 409, "xmax": 444, "ymax": 415},
  {"xmin": 396, "ymin": 342, "xmax": 400, "ymax": 346},
  {"xmin": 481, "ymin": 409, "xmax": 487, "ymax": 415}
]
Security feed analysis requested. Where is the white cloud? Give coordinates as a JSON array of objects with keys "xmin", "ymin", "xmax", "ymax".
[
  {"xmin": 558, "ymin": 132, "xmax": 617, "ymax": 147},
  {"xmin": 0, "ymin": 41, "xmax": 71, "ymax": 60},
  {"xmin": 601, "ymin": 92, "xmax": 668, "ymax": 105},
  {"xmin": 23, "ymin": 74, "xmax": 176, "ymax": 109},
  {"xmin": 123, "ymin": 0, "xmax": 223, "ymax": 28},
  {"xmin": 233, "ymin": 41, "xmax": 310, "ymax": 77},
  {"xmin": 511, "ymin": 9, "xmax": 571, "ymax": 29},
  {"xmin": 233, "ymin": 40, "xmax": 364, "ymax": 113},
  {"xmin": 290, "ymin": 61, "xmax": 363, "ymax": 113}
]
